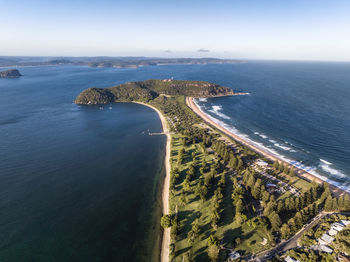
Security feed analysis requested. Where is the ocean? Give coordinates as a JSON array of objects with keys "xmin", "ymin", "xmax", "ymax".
[
  {"xmin": 193, "ymin": 61, "xmax": 350, "ymax": 192},
  {"xmin": 0, "ymin": 61, "xmax": 349, "ymax": 261}
]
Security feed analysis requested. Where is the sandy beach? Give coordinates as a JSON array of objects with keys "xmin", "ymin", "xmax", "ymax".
[
  {"xmin": 133, "ymin": 102, "xmax": 171, "ymax": 262},
  {"xmin": 186, "ymin": 97, "xmax": 347, "ymax": 197}
]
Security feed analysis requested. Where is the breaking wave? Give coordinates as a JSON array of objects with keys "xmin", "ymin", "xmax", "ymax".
[
  {"xmin": 193, "ymin": 98, "xmax": 350, "ymax": 193},
  {"xmin": 208, "ymin": 105, "xmax": 231, "ymax": 120}
]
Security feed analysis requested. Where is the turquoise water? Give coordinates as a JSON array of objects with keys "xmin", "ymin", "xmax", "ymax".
[{"xmin": 1, "ymin": 61, "xmax": 350, "ymax": 261}]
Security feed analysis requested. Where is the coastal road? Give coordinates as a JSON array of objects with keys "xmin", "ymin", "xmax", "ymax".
[
  {"xmin": 253, "ymin": 212, "xmax": 330, "ymax": 261},
  {"xmin": 253, "ymin": 211, "xmax": 350, "ymax": 261}
]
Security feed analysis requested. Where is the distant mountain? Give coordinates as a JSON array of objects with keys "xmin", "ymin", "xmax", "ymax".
[
  {"xmin": 75, "ymin": 79, "xmax": 234, "ymax": 105},
  {"xmin": 0, "ymin": 56, "xmax": 245, "ymax": 68},
  {"xmin": 0, "ymin": 69, "xmax": 22, "ymax": 78}
]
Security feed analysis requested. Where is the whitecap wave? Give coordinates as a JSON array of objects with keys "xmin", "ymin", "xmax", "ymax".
[
  {"xmin": 274, "ymin": 143, "xmax": 292, "ymax": 151},
  {"xmin": 320, "ymin": 159, "xmax": 332, "ymax": 165},
  {"xmin": 208, "ymin": 105, "xmax": 231, "ymax": 120},
  {"xmin": 192, "ymin": 98, "xmax": 350, "ymax": 193},
  {"xmin": 320, "ymin": 161, "xmax": 346, "ymax": 179},
  {"xmin": 198, "ymin": 98, "xmax": 207, "ymax": 102},
  {"xmin": 254, "ymin": 131, "xmax": 267, "ymax": 139}
]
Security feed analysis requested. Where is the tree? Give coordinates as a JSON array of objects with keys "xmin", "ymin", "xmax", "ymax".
[
  {"xmin": 161, "ymin": 214, "xmax": 172, "ymax": 228},
  {"xmin": 207, "ymin": 244, "xmax": 220, "ymax": 262},
  {"xmin": 237, "ymin": 158, "xmax": 243, "ymax": 170},
  {"xmin": 338, "ymin": 196, "xmax": 344, "ymax": 210},
  {"xmin": 229, "ymin": 155, "xmax": 237, "ymax": 169},
  {"xmin": 262, "ymin": 191, "xmax": 270, "ymax": 203},
  {"xmin": 264, "ymin": 201, "xmax": 276, "ymax": 217},
  {"xmin": 320, "ymin": 182, "xmax": 331, "ymax": 202},
  {"xmin": 344, "ymin": 194, "xmax": 350, "ymax": 211},
  {"xmin": 273, "ymin": 161, "xmax": 279, "ymax": 170},
  {"xmin": 235, "ymin": 199, "xmax": 243, "ymax": 215},
  {"xmin": 207, "ymin": 235, "xmax": 219, "ymax": 246},
  {"xmin": 324, "ymin": 195, "xmax": 333, "ymax": 211},
  {"xmin": 277, "ymin": 201, "xmax": 284, "ymax": 214},
  {"xmin": 311, "ymin": 184, "xmax": 318, "ymax": 201},
  {"xmin": 269, "ymin": 211, "xmax": 282, "ymax": 231},
  {"xmin": 247, "ymin": 174, "xmax": 256, "ymax": 189},
  {"xmin": 281, "ymin": 223, "xmax": 291, "ymax": 239},
  {"xmin": 295, "ymin": 212, "xmax": 303, "ymax": 228},
  {"xmin": 332, "ymin": 198, "xmax": 338, "ymax": 211},
  {"xmin": 199, "ymin": 186, "xmax": 208, "ymax": 201},
  {"xmin": 288, "ymin": 218, "xmax": 297, "ymax": 234},
  {"xmin": 183, "ymin": 178, "xmax": 191, "ymax": 192},
  {"xmin": 289, "ymin": 167, "xmax": 295, "ymax": 177},
  {"xmin": 283, "ymin": 165, "xmax": 289, "ymax": 174},
  {"xmin": 252, "ymin": 183, "xmax": 261, "ymax": 199},
  {"xmin": 188, "ymin": 219, "xmax": 200, "ymax": 244}
]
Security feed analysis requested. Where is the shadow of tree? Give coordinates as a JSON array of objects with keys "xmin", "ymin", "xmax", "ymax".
[{"xmin": 194, "ymin": 246, "xmax": 209, "ymax": 262}]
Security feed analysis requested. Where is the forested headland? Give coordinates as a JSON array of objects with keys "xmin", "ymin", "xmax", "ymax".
[{"xmin": 76, "ymin": 80, "xmax": 350, "ymax": 262}]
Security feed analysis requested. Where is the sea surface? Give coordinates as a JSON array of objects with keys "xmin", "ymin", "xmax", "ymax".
[
  {"xmin": 0, "ymin": 61, "xmax": 350, "ymax": 261},
  {"xmin": 193, "ymin": 61, "xmax": 350, "ymax": 192}
]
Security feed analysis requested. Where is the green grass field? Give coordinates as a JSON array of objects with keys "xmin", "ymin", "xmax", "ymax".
[{"xmin": 169, "ymin": 134, "xmax": 275, "ymax": 261}]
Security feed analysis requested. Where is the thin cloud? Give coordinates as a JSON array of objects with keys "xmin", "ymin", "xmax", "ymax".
[
  {"xmin": 197, "ymin": 48, "xmax": 210, "ymax": 53},
  {"xmin": 164, "ymin": 49, "xmax": 172, "ymax": 53}
]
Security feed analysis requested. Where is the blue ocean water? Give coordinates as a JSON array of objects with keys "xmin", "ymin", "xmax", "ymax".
[
  {"xmin": 193, "ymin": 61, "xmax": 350, "ymax": 192},
  {"xmin": 0, "ymin": 61, "xmax": 349, "ymax": 261},
  {"xmin": 0, "ymin": 66, "xmax": 169, "ymax": 262}
]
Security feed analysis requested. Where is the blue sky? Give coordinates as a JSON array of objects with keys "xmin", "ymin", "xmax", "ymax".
[{"xmin": 1, "ymin": 0, "xmax": 350, "ymax": 61}]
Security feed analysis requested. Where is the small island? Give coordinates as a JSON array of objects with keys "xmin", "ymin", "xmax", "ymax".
[
  {"xmin": 0, "ymin": 69, "xmax": 22, "ymax": 78},
  {"xmin": 76, "ymin": 80, "xmax": 350, "ymax": 262}
]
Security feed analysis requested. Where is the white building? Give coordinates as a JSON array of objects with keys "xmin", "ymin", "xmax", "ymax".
[
  {"xmin": 319, "ymin": 233, "xmax": 334, "ymax": 245},
  {"xmin": 228, "ymin": 251, "xmax": 241, "ymax": 260},
  {"xmin": 331, "ymin": 222, "xmax": 345, "ymax": 232},
  {"xmin": 328, "ymin": 228, "xmax": 338, "ymax": 236},
  {"xmin": 320, "ymin": 245, "xmax": 333, "ymax": 253},
  {"xmin": 285, "ymin": 256, "xmax": 300, "ymax": 262},
  {"xmin": 256, "ymin": 159, "xmax": 269, "ymax": 168},
  {"xmin": 340, "ymin": 220, "xmax": 350, "ymax": 226}
]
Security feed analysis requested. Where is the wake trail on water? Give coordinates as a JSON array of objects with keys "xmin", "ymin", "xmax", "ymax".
[{"xmin": 194, "ymin": 99, "xmax": 350, "ymax": 193}]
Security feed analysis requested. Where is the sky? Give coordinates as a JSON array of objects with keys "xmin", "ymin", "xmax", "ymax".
[{"xmin": 1, "ymin": 0, "xmax": 350, "ymax": 61}]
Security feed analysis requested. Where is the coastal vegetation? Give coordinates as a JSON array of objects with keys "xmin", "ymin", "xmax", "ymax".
[{"xmin": 75, "ymin": 79, "xmax": 350, "ymax": 262}]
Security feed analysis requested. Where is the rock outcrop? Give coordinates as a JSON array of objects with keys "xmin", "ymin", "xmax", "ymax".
[{"xmin": 0, "ymin": 69, "xmax": 22, "ymax": 78}]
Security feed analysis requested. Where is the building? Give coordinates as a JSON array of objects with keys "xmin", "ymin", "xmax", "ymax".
[
  {"xmin": 256, "ymin": 159, "xmax": 269, "ymax": 168},
  {"xmin": 328, "ymin": 228, "xmax": 338, "ymax": 236},
  {"xmin": 340, "ymin": 220, "xmax": 350, "ymax": 226},
  {"xmin": 320, "ymin": 245, "xmax": 333, "ymax": 253},
  {"xmin": 285, "ymin": 256, "xmax": 300, "ymax": 262},
  {"xmin": 228, "ymin": 251, "xmax": 241, "ymax": 260},
  {"xmin": 331, "ymin": 222, "xmax": 345, "ymax": 232},
  {"xmin": 319, "ymin": 233, "xmax": 334, "ymax": 245},
  {"xmin": 310, "ymin": 245, "xmax": 333, "ymax": 254}
]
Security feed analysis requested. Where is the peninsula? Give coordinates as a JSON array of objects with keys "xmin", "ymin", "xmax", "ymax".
[
  {"xmin": 0, "ymin": 69, "xmax": 22, "ymax": 78},
  {"xmin": 75, "ymin": 80, "xmax": 350, "ymax": 262}
]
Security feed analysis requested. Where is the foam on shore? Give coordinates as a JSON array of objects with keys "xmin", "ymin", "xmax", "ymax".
[{"xmin": 193, "ymin": 98, "xmax": 350, "ymax": 193}]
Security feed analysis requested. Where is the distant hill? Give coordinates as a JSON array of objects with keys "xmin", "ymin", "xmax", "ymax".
[
  {"xmin": 0, "ymin": 69, "xmax": 22, "ymax": 78},
  {"xmin": 75, "ymin": 79, "xmax": 234, "ymax": 105},
  {"xmin": 0, "ymin": 56, "xmax": 245, "ymax": 68}
]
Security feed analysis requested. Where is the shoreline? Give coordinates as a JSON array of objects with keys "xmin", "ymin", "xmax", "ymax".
[
  {"xmin": 186, "ymin": 97, "xmax": 348, "ymax": 197},
  {"xmin": 133, "ymin": 102, "xmax": 170, "ymax": 262}
]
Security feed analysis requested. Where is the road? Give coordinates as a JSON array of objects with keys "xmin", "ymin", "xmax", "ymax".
[{"xmin": 253, "ymin": 211, "xmax": 333, "ymax": 261}]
